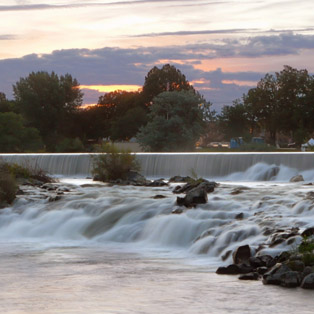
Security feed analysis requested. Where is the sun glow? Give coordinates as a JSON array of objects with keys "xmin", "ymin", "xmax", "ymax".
[{"xmin": 80, "ymin": 85, "xmax": 142, "ymax": 93}]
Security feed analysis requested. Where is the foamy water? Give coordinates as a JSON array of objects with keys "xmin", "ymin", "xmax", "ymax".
[{"xmin": 1, "ymin": 163, "xmax": 314, "ymax": 313}]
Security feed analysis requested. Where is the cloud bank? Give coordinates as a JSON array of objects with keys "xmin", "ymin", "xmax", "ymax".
[{"xmin": 1, "ymin": 32, "xmax": 314, "ymax": 109}]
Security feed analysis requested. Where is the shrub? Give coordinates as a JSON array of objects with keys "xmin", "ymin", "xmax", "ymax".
[
  {"xmin": 92, "ymin": 144, "xmax": 140, "ymax": 182},
  {"xmin": 298, "ymin": 237, "xmax": 314, "ymax": 266},
  {"xmin": 55, "ymin": 137, "xmax": 85, "ymax": 152},
  {"xmin": 0, "ymin": 163, "xmax": 17, "ymax": 206}
]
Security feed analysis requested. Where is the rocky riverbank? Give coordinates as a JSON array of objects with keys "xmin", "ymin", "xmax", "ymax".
[{"xmin": 216, "ymin": 231, "xmax": 314, "ymax": 289}]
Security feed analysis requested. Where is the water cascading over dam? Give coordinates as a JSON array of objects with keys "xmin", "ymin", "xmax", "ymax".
[{"xmin": 1, "ymin": 152, "xmax": 314, "ymax": 179}]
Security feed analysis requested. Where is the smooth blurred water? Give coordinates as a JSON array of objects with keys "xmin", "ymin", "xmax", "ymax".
[
  {"xmin": 1, "ymin": 244, "xmax": 314, "ymax": 314},
  {"xmin": 1, "ymin": 177, "xmax": 314, "ymax": 313}
]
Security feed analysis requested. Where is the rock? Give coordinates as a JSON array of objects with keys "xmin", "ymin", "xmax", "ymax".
[
  {"xmin": 255, "ymin": 254, "xmax": 275, "ymax": 268},
  {"xmin": 301, "ymin": 227, "xmax": 314, "ymax": 237},
  {"xmin": 216, "ymin": 263, "xmax": 253, "ymax": 275},
  {"xmin": 172, "ymin": 208, "xmax": 183, "ymax": 214},
  {"xmin": 276, "ymin": 251, "xmax": 291, "ymax": 263},
  {"xmin": 216, "ymin": 264, "xmax": 242, "ymax": 275},
  {"xmin": 41, "ymin": 183, "xmax": 58, "ymax": 191},
  {"xmin": 287, "ymin": 260, "xmax": 305, "ymax": 272},
  {"xmin": 147, "ymin": 179, "xmax": 168, "ymax": 187},
  {"xmin": 48, "ymin": 195, "xmax": 62, "ymax": 202},
  {"xmin": 169, "ymin": 176, "xmax": 193, "ymax": 183},
  {"xmin": 280, "ymin": 271, "xmax": 301, "ymax": 288},
  {"xmin": 153, "ymin": 195, "xmax": 166, "ymax": 199},
  {"xmin": 173, "ymin": 179, "xmax": 217, "ymax": 194},
  {"xmin": 301, "ymin": 273, "xmax": 314, "ymax": 289},
  {"xmin": 238, "ymin": 272, "xmax": 259, "ymax": 280},
  {"xmin": 249, "ymin": 256, "xmax": 265, "ymax": 268},
  {"xmin": 221, "ymin": 250, "xmax": 232, "ymax": 261},
  {"xmin": 257, "ymin": 266, "xmax": 269, "ymax": 275},
  {"xmin": 231, "ymin": 187, "xmax": 250, "ymax": 195},
  {"xmin": 232, "ymin": 245, "xmax": 251, "ymax": 265},
  {"xmin": 290, "ymin": 174, "xmax": 304, "ymax": 182},
  {"xmin": 235, "ymin": 212, "xmax": 244, "ymax": 220},
  {"xmin": 263, "ymin": 263, "xmax": 291, "ymax": 285},
  {"xmin": 176, "ymin": 186, "xmax": 208, "ymax": 207},
  {"xmin": 125, "ymin": 171, "xmax": 148, "ymax": 185}
]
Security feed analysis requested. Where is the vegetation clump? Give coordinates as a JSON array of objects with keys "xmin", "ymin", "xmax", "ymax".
[
  {"xmin": 298, "ymin": 237, "xmax": 314, "ymax": 266},
  {"xmin": 0, "ymin": 163, "xmax": 17, "ymax": 207},
  {"xmin": 0, "ymin": 161, "xmax": 55, "ymax": 208},
  {"xmin": 92, "ymin": 144, "xmax": 140, "ymax": 182}
]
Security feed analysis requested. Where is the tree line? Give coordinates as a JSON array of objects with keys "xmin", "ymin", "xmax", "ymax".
[
  {"xmin": 1, "ymin": 64, "xmax": 313, "ymax": 153},
  {"xmin": 0, "ymin": 64, "xmax": 211, "ymax": 152},
  {"xmin": 217, "ymin": 65, "xmax": 314, "ymax": 146}
]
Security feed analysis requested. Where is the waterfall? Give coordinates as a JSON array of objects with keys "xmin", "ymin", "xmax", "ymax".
[{"xmin": 1, "ymin": 152, "xmax": 314, "ymax": 179}]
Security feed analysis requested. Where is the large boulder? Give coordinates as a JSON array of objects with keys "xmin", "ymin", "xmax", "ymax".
[
  {"xmin": 173, "ymin": 179, "xmax": 217, "ymax": 194},
  {"xmin": 290, "ymin": 174, "xmax": 304, "ymax": 182},
  {"xmin": 301, "ymin": 227, "xmax": 314, "ymax": 237},
  {"xmin": 263, "ymin": 263, "xmax": 291, "ymax": 285},
  {"xmin": 301, "ymin": 273, "xmax": 314, "ymax": 289},
  {"xmin": 177, "ymin": 186, "xmax": 208, "ymax": 207},
  {"xmin": 280, "ymin": 271, "xmax": 301, "ymax": 288},
  {"xmin": 233, "ymin": 245, "xmax": 251, "ymax": 265}
]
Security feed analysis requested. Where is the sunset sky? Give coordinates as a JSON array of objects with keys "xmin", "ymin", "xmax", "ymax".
[{"xmin": 1, "ymin": 0, "xmax": 314, "ymax": 109}]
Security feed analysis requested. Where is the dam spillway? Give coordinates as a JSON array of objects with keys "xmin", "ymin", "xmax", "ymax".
[{"xmin": 1, "ymin": 152, "xmax": 314, "ymax": 179}]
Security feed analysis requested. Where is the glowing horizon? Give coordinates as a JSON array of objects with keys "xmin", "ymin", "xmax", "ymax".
[{"xmin": 80, "ymin": 85, "xmax": 142, "ymax": 93}]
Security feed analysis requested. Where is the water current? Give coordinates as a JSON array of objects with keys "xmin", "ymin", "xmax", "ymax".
[{"xmin": 1, "ymin": 156, "xmax": 314, "ymax": 313}]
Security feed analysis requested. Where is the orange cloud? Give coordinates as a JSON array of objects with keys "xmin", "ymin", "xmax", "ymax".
[
  {"xmin": 80, "ymin": 84, "xmax": 142, "ymax": 93},
  {"xmin": 222, "ymin": 80, "xmax": 257, "ymax": 86}
]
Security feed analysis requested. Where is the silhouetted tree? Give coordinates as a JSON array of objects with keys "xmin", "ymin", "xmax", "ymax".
[
  {"xmin": 137, "ymin": 90, "xmax": 208, "ymax": 151},
  {"xmin": 142, "ymin": 64, "xmax": 195, "ymax": 104},
  {"xmin": 13, "ymin": 71, "xmax": 83, "ymax": 150}
]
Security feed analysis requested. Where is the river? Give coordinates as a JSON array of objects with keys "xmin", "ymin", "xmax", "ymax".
[{"xmin": 1, "ymin": 166, "xmax": 314, "ymax": 313}]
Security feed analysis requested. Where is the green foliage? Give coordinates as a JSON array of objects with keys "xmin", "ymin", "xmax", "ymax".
[
  {"xmin": 0, "ymin": 163, "xmax": 17, "ymax": 206},
  {"xmin": 0, "ymin": 112, "xmax": 43, "ymax": 152},
  {"xmin": 7, "ymin": 163, "xmax": 32, "ymax": 179},
  {"xmin": 298, "ymin": 237, "xmax": 314, "ymax": 266},
  {"xmin": 92, "ymin": 144, "xmax": 140, "ymax": 182},
  {"xmin": 142, "ymin": 64, "xmax": 195, "ymax": 104},
  {"xmin": 137, "ymin": 90, "xmax": 208, "ymax": 151},
  {"xmin": 13, "ymin": 71, "xmax": 83, "ymax": 150},
  {"xmin": 243, "ymin": 66, "xmax": 314, "ymax": 145},
  {"xmin": 80, "ymin": 91, "xmax": 147, "ymax": 141},
  {"xmin": 110, "ymin": 106, "xmax": 148, "ymax": 141},
  {"xmin": 218, "ymin": 100, "xmax": 252, "ymax": 140},
  {"xmin": 55, "ymin": 137, "xmax": 84, "ymax": 152}
]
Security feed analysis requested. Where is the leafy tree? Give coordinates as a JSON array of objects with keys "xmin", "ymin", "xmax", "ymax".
[
  {"xmin": 13, "ymin": 71, "xmax": 83, "ymax": 150},
  {"xmin": 242, "ymin": 65, "xmax": 314, "ymax": 145},
  {"xmin": 0, "ymin": 112, "xmax": 43, "ymax": 152},
  {"xmin": 110, "ymin": 107, "xmax": 148, "ymax": 141},
  {"xmin": 137, "ymin": 90, "xmax": 207, "ymax": 151},
  {"xmin": 0, "ymin": 92, "xmax": 17, "ymax": 113},
  {"xmin": 218, "ymin": 100, "xmax": 252, "ymax": 140},
  {"xmin": 80, "ymin": 90, "xmax": 148, "ymax": 141},
  {"xmin": 142, "ymin": 64, "xmax": 195, "ymax": 104}
]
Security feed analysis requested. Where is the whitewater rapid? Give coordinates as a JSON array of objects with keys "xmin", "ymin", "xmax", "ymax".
[
  {"xmin": 1, "ymin": 162, "xmax": 314, "ymax": 313},
  {"xmin": 1, "ymin": 167, "xmax": 314, "ymax": 265}
]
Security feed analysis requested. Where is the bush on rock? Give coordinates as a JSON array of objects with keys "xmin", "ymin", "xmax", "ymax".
[{"xmin": 92, "ymin": 144, "xmax": 140, "ymax": 182}]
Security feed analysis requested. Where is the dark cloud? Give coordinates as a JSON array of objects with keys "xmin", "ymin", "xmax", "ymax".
[
  {"xmin": 132, "ymin": 28, "xmax": 257, "ymax": 37},
  {"xmin": 0, "ymin": 0, "xmax": 211, "ymax": 11},
  {"xmin": 1, "ymin": 32, "xmax": 314, "ymax": 109},
  {"xmin": 0, "ymin": 34, "xmax": 17, "ymax": 40}
]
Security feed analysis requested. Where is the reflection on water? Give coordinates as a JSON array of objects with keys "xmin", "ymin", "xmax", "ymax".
[{"xmin": 1, "ymin": 245, "xmax": 314, "ymax": 314}]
